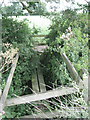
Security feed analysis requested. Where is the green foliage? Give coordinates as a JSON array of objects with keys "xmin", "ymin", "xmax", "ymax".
[
  {"xmin": 46, "ymin": 9, "xmax": 88, "ymax": 45},
  {"xmin": 1, "ymin": 2, "xmax": 23, "ymax": 16},
  {"xmin": 40, "ymin": 48, "xmax": 72, "ymax": 88},
  {"xmin": 2, "ymin": 16, "xmax": 41, "ymax": 95},
  {"xmin": 2, "ymin": 17, "xmax": 41, "ymax": 118},
  {"xmin": 41, "ymin": 9, "xmax": 88, "ymax": 89},
  {"xmin": 60, "ymin": 27, "xmax": 88, "ymax": 72},
  {"xmin": 2, "ymin": 17, "xmax": 33, "ymax": 44},
  {"xmin": 1, "ymin": 2, "xmax": 49, "ymax": 16},
  {"xmin": 26, "ymin": 2, "xmax": 48, "ymax": 15},
  {"xmin": 1, "ymin": 6, "xmax": 88, "ymax": 118}
]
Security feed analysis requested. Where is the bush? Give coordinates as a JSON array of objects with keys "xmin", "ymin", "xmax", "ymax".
[
  {"xmin": 2, "ymin": 17, "xmax": 32, "ymax": 44},
  {"xmin": 2, "ymin": 16, "xmax": 41, "ymax": 118},
  {"xmin": 43, "ymin": 10, "xmax": 88, "ymax": 86}
]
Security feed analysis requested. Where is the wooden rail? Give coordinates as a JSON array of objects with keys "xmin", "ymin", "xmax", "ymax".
[
  {"xmin": 0, "ymin": 54, "xmax": 19, "ymax": 112},
  {"xmin": 32, "ymin": 35, "xmax": 48, "ymax": 37},
  {"xmin": 5, "ymin": 86, "xmax": 78, "ymax": 106},
  {"xmin": 62, "ymin": 53, "xmax": 82, "ymax": 84}
]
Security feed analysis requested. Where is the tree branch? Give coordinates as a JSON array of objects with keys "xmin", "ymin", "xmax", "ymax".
[{"xmin": 20, "ymin": 1, "xmax": 33, "ymax": 14}]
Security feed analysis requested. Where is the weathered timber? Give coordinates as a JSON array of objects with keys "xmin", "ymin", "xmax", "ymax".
[
  {"xmin": 5, "ymin": 87, "xmax": 78, "ymax": 106},
  {"xmin": 20, "ymin": 107, "xmax": 88, "ymax": 118},
  {"xmin": 0, "ymin": 54, "xmax": 19, "ymax": 111},
  {"xmin": 62, "ymin": 53, "xmax": 82, "ymax": 84},
  {"xmin": 37, "ymin": 67, "xmax": 46, "ymax": 92},
  {"xmin": 32, "ymin": 69, "xmax": 39, "ymax": 93},
  {"xmin": 32, "ymin": 35, "xmax": 48, "ymax": 37}
]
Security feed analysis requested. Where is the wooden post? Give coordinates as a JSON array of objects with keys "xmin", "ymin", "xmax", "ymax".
[{"xmin": 0, "ymin": 53, "xmax": 19, "ymax": 113}]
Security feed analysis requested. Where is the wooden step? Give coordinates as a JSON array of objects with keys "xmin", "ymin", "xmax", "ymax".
[
  {"xmin": 32, "ymin": 69, "xmax": 39, "ymax": 93},
  {"xmin": 37, "ymin": 67, "xmax": 46, "ymax": 93}
]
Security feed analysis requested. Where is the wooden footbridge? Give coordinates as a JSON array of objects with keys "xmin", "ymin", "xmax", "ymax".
[{"xmin": 0, "ymin": 42, "xmax": 88, "ymax": 118}]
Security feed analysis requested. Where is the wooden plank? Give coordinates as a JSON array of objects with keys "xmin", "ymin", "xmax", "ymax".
[
  {"xmin": 62, "ymin": 53, "xmax": 82, "ymax": 84},
  {"xmin": 5, "ymin": 86, "xmax": 79, "ymax": 106},
  {"xmin": 32, "ymin": 35, "xmax": 48, "ymax": 37},
  {"xmin": 0, "ymin": 53, "xmax": 19, "ymax": 112},
  {"xmin": 37, "ymin": 67, "xmax": 46, "ymax": 92},
  {"xmin": 32, "ymin": 69, "xmax": 39, "ymax": 93}
]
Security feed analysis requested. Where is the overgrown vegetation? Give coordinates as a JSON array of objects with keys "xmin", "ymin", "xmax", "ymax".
[
  {"xmin": 0, "ymin": 1, "xmax": 89, "ymax": 119},
  {"xmin": 41, "ymin": 9, "xmax": 88, "ymax": 88}
]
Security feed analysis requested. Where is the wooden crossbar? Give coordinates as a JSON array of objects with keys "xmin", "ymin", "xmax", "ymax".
[
  {"xmin": 32, "ymin": 35, "xmax": 48, "ymax": 37},
  {"xmin": 5, "ymin": 86, "xmax": 78, "ymax": 106}
]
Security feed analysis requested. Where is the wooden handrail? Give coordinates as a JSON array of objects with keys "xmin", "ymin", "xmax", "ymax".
[
  {"xmin": 0, "ymin": 53, "xmax": 19, "ymax": 112},
  {"xmin": 61, "ymin": 53, "xmax": 82, "ymax": 84}
]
